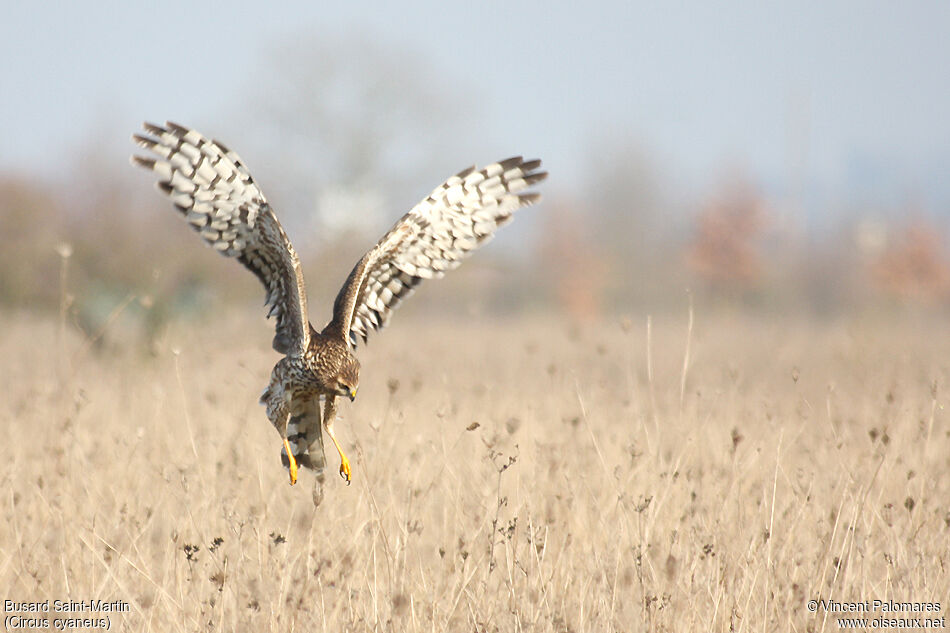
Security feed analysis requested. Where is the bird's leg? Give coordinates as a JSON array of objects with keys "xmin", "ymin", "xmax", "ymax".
[
  {"xmin": 322, "ymin": 395, "xmax": 351, "ymax": 484},
  {"xmin": 283, "ymin": 437, "xmax": 298, "ymax": 486},
  {"xmin": 276, "ymin": 405, "xmax": 298, "ymax": 486},
  {"xmin": 262, "ymin": 374, "xmax": 298, "ymax": 486}
]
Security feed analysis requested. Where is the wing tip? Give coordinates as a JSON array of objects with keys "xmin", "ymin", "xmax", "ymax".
[
  {"xmin": 520, "ymin": 158, "xmax": 543, "ymax": 173},
  {"xmin": 131, "ymin": 132, "xmax": 157, "ymax": 149},
  {"xmin": 496, "ymin": 156, "xmax": 545, "ymax": 182},
  {"xmin": 142, "ymin": 121, "xmax": 166, "ymax": 136},
  {"xmin": 524, "ymin": 170, "xmax": 548, "ymax": 186},
  {"xmin": 518, "ymin": 192, "xmax": 543, "ymax": 206},
  {"xmin": 129, "ymin": 154, "xmax": 153, "ymax": 169},
  {"xmin": 497, "ymin": 156, "xmax": 524, "ymax": 170},
  {"xmin": 165, "ymin": 121, "xmax": 189, "ymax": 134}
]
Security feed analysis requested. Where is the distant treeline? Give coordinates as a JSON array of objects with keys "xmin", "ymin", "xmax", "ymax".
[{"xmin": 3, "ymin": 159, "xmax": 946, "ymax": 346}]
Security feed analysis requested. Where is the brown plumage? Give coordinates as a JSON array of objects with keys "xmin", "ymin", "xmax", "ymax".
[{"xmin": 131, "ymin": 121, "xmax": 546, "ymax": 486}]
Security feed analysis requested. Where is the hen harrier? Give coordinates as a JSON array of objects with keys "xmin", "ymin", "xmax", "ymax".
[{"xmin": 131, "ymin": 122, "xmax": 545, "ymax": 485}]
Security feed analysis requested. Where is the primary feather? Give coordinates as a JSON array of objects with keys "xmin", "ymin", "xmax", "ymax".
[
  {"xmin": 322, "ymin": 157, "xmax": 547, "ymax": 348},
  {"xmin": 131, "ymin": 122, "xmax": 311, "ymax": 355}
]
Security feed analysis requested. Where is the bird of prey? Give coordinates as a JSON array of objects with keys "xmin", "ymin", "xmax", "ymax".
[{"xmin": 131, "ymin": 122, "xmax": 545, "ymax": 486}]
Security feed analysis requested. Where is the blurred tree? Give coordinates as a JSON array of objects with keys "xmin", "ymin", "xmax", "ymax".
[
  {"xmin": 538, "ymin": 197, "xmax": 607, "ymax": 321},
  {"xmin": 687, "ymin": 176, "xmax": 768, "ymax": 298},
  {"xmin": 578, "ymin": 135, "xmax": 675, "ymax": 308},
  {"xmin": 239, "ymin": 34, "xmax": 471, "ymax": 248},
  {"xmin": 871, "ymin": 216, "xmax": 950, "ymax": 304},
  {"xmin": 228, "ymin": 32, "xmax": 481, "ymax": 310}
]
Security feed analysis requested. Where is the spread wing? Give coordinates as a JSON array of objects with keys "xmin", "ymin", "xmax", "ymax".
[
  {"xmin": 322, "ymin": 156, "xmax": 546, "ymax": 348},
  {"xmin": 131, "ymin": 122, "xmax": 310, "ymax": 355}
]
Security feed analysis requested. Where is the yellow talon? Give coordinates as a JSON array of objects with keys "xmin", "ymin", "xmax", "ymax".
[
  {"xmin": 323, "ymin": 400, "xmax": 352, "ymax": 486},
  {"xmin": 339, "ymin": 454, "xmax": 351, "ymax": 485},
  {"xmin": 283, "ymin": 438, "xmax": 298, "ymax": 486}
]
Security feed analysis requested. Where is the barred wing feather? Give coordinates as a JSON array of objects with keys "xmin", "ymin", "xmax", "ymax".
[
  {"xmin": 131, "ymin": 122, "xmax": 310, "ymax": 355},
  {"xmin": 323, "ymin": 156, "xmax": 547, "ymax": 348}
]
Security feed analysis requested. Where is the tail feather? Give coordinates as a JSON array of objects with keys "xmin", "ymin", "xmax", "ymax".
[{"xmin": 281, "ymin": 396, "xmax": 327, "ymax": 479}]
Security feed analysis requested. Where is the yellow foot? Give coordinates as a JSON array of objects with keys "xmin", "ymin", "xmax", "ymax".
[
  {"xmin": 339, "ymin": 454, "xmax": 351, "ymax": 485},
  {"xmin": 283, "ymin": 438, "xmax": 298, "ymax": 486}
]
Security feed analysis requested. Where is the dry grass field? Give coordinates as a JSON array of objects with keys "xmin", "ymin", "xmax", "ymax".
[{"xmin": 1, "ymin": 308, "xmax": 948, "ymax": 631}]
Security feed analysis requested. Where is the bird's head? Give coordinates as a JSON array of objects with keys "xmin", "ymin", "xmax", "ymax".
[{"xmin": 335, "ymin": 354, "xmax": 361, "ymax": 402}]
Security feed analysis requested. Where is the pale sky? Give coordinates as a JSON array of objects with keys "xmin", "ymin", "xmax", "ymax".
[{"xmin": 3, "ymin": 0, "xmax": 949, "ymax": 211}]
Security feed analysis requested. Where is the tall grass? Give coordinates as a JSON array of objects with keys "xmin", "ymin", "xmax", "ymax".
[{"xmin": 1, "ymin": 309, "xmax": 947, "ymax": 631}]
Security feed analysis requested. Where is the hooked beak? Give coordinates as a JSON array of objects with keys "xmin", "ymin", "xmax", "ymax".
[{"xmin": 348, "ymin": 387, "xmax": 357, "ymax": 402}]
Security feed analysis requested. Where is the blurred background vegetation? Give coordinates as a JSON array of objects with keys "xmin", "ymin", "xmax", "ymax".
[{"xmin": 2, "ymin": 24, "xmax": 948, "ymax": 353}]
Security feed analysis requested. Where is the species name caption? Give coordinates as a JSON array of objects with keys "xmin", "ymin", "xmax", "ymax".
[{"xmin": 4, "ymin": 599, "xmax": 129, "ymax": 630}]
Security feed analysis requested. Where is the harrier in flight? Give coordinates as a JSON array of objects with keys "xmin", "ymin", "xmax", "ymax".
[{"xmin": 131, "ymin": 122, "xmax": 545, "ymax": 486}]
